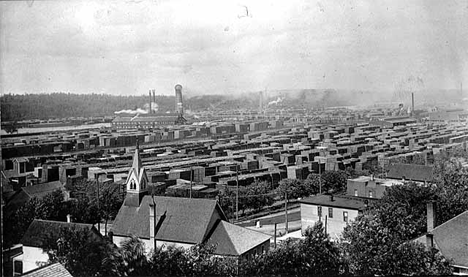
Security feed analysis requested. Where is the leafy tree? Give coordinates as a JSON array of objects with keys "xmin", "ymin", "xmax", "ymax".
[
  {"xmin": 342, "ymin": 182, "xmax": 453, "ymax": 276},
  {"xmin": 36, "ymin": 189, "xmax": 66, "ymax": 221},
  {"xmin": 244, "ymin": 181, "xmax": 274, "ymax": 212},
  {"xmin": 304, "ymin": 170, "xmax": 348, "ymax": 195},
  {"xmin": 276, "ymin": 178, "xmax": 308, "ymax": 200},
  {"xmin": 42, "ymin": 226, "xmax": 115, "ymax": 277},
  {"xmin": 3, "ymin": 121, "xmax": 18, "ymax": 134},
  {"xmin": 3, "ymin": 197, "xmax": 41, "ymax": 248},
  {"xmin": 241, "ymin": 221, "xmax": 341, "ymax": 276}
]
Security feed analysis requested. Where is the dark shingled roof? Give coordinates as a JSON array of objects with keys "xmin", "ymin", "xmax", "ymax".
[
  {"xmin": 387, "ymin": 163, "xmax": 433, "ymax": 182},
  {"xmin": 432, "ymin": 211, "xmax": 468, "ymax": 268},
  {"xmin": 300, "ymin": 194, "xmax": 367, "ymax": 210},
  {"xmin": 21, "ymin": 262, "xmax": 73, "ymax": 277},
  {"xmin": 207, "ymin": 221, "xmax": 271, "ymax": 256},
  {"xmin": 22, "ymin": 181, "xmax": 64, "ymax": 198},
  {"xmin": 21, "ymin": 219, "xmax": 101, "ymax": 248},
  {"xmin": 111, "ymin": 196, "xmax": 226, "ymax": 244}
]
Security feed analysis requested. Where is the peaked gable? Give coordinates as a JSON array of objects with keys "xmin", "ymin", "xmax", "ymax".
[{"xmin": 111, "ymin": 196, "xmax": 226, "ymax": 244}]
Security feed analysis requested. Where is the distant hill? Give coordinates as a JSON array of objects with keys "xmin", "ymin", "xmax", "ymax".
[
  {"xmin": 0, "ymin": 93, "xmax": 175, "ymax": 122},
  {"xmin": 1, "ymin": 89, "xmax": 464, "ymax": 122}
]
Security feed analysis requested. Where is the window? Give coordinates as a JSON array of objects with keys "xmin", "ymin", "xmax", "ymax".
[
  {"xmin": 328, "ymin": 207, "xmax": 333, "ymax": 218},
  {"xmin": 317, "ymin": 206, "xmax": 322, "ymax": 217},
  {"xmin": 130, "ymin": 180, "xmax": 136, "ymax": 190},
  {"xmin": 14, "ymin": 260, "xmax": 23, "ymax": 275},
  {"xmin": 354, "ymin": 189, "xmax": 358, "ymax": 196},
  {"xmin": 343, "ymin": 211, "xmax": 348, "ymax": 222}
]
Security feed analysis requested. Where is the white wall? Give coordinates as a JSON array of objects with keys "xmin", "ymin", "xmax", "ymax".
[
  {"xmin": 301, "ymin": 203, "xmax": 359, "ymax": 240},
  {"xmin": 20, "ymin": 246, "xmax": 49, "ymax": 273}
]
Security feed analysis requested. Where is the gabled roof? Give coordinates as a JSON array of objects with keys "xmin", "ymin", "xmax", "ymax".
[
  {"xmin": 22, "ymin": 181, "xmax": 64, "ymax": 198},
  {"xmin": 207, "ymin": 221, "xmax": 271, "ymax": 256},
  {"xmin": 387, "ymin": 163, "xmax": 433, "ymax": 182},
  {"xmin": 21, "ymin": 262, "xmax": 73, "ymax": 277},
  {"xmin": 21, "ymin": 219, "xmax": 101, "ymax": 248},
  {"xmin": 111, "ymin": 196, "xmax": 226, "ymax": 244},
  {"xmin": 431, "ymin": 211, "xmax": 468, "ymax": 268}
]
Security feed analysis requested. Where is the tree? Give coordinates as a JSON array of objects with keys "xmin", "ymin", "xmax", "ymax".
[
  {"xmin": 304, "ymin": 170, "xmax": 349, "ymax": 195},
  {"xmin": 341, "ymin": 182, "xmax": 453, "ymax": 276},
  {"xmin": 276, "ymin": 178, "xmax": 308, "ymax": 200},
  {"xmin": 3, "ymin": 197, "xmax": 41, "ymax": 248},
  {"xmin": 42, "ymin": 226, "xmax": 115, "ymax": 277},
  {"xmin": 244, "ymin": 181, "xmax": 274, "ymax": 212},
  {"xmin": 240, "ymin": 222, "xmax": 342, "ymax": 276},
  {"xmin": 3, "ymin": 121, "xmax": 18, "ymax": 134}
]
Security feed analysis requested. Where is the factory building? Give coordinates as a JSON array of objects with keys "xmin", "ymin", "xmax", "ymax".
[{"xmin": 112, "ymin": 84, "xmax": 187, "ymax": 129}]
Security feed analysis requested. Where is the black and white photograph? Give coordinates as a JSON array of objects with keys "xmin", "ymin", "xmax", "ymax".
[{"xmin": 1, "ymin": 0, "xmax": 467, "ymax": 276}]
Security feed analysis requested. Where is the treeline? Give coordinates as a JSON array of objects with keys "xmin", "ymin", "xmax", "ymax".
[{"xmin": 0, "ymin": 93, "xmax": 175, "ymax": 122}]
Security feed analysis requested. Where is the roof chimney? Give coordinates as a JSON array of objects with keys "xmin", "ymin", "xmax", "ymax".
[
  {"xmin": 427, "ymin": 201, "xmax": 436, "ymax": 232},
  {"xmin": 329, "ymin": 194, "xmax": 334, "ymax": 202},
  {"xmin": 67, "ymin": 214, "xmax": 72, "ymax": 223}
]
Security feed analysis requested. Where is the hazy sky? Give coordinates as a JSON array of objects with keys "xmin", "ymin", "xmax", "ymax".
[{"xmin": 1, "ymin": 0, "xmax": 467, "ymax": 96}]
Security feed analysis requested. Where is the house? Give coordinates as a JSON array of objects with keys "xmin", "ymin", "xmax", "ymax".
[
  {"xmin": 386, "ymin": 163, "xmax": 433, "ymax": 183},
  {"xmin": 300, "ymin": 194, "xmax": 367, "ymax": 240},
  {"xmin": 346, "ymin": 176, "xmax": 404, "ymax": 199},
  {"xmin": 21, "ymin": 262, "xmax": 73, "ymax": 277},
  {"xmin": 110, "ymin": 142, "xmax": 271, "ymax": 259},
  {"xmin": 414, "ymin": 203, "xmax": 468, "ymax": 275},
  {"xmin": 14, "ymin": 219, "xmax": 102, "ymax": 275},
  {"xmin": 4, "ymin": 181, "xmax": 67, "ymax": 218}
]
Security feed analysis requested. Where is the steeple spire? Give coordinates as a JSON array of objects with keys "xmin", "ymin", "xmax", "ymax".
[{"xmin": 124, "ymin": 139, "xmax": 148, "ymax": 207}]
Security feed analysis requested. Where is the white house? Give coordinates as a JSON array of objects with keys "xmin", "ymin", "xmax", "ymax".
[{"xmin": 300, "ymin": 194, "xmax": 367, "ymax": 240}]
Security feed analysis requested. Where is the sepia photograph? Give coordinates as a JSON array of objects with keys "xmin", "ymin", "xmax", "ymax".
[{"xmin": 1, "ymin": 0, "xmax": 467, "ymax": 276}]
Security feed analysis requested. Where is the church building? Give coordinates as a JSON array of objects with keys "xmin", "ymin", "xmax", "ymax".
[{"xmin": 110, "ymin": 141, "xmax": 271, "ymax": 259}]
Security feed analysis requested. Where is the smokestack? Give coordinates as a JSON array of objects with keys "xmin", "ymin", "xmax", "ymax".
[
  {"xmin": 149, "ymin": 90, "xmax": 153, "ymax": 114},
  {"xmin": 175, "ymin": 84, "xmax": 183, "ymax": 115},
  {"xmin": 152, "ymin": 89, "xmax": 156, "ymax": 113},
  {"xmin": 259, "ymin": 91, "xmax": 264, "ymax": 113},
  {"xmin": 411, "ymin": 93, "xmax": 415, "ymax": 117}
]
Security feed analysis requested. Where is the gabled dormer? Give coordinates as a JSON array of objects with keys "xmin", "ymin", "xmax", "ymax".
[{"xmin": 124, "ymin": 140, "xmax": 149, "ymax": 207}]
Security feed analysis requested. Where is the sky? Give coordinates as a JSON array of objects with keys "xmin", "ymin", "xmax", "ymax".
[{"xmin": 1, "ymin": 0, "xmax": 467, "ymax": 96}]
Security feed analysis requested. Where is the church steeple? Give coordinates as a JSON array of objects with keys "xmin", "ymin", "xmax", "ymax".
[{"xmin": 124, "ymin": 138, "xmax": 149, "ymax": 207}]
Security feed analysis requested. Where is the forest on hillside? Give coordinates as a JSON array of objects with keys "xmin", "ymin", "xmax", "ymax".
[{"xmin": 0, "ymin": 93, "xmax": 176, "ymax": 122}]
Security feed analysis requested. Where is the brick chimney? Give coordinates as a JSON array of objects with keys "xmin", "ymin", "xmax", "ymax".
[
  {"xmin": 67, "ymin": 214, "xmax": 72, "ymax": 223},
  {"xmin": 426, "ymin": 202, "xmax": 436, "ymax": 248},
  {"xmin": 149, "ymin": 202, "xmax": 156, "ymax": 249},
  {"xmin": 427, "ymin": 202, "xmax": 436, "ymax": 232}
]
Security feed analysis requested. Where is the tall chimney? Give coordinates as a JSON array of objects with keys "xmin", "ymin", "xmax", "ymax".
[
  {"xmin": 427, "ymin": 202, "xmax": 436, "ymax": 232},
  {"xmin": 149, "ymin": 90, "xmax": 153, "ymax": 114},
  {"xmin": 175, "ymin": 84, "xmax": 183, "ymax": 115},
  {"xmin": 152, "ymin": 89, "xmax": 156, "ymax": 113},
  {"xmin": 149, "ymin": 202, "xmax": 156, "ymax": 250},
  {"xmin": 259, "ymin": 91, "xmax": 264, "ymax": 113},
  {"xmin": 411, "ymin": 93, "xmax": 415, "ymax": 117}
]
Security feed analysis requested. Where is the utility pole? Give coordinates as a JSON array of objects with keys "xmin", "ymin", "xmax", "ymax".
[
  {"xmin": 236, "ymin": 166, "xmax": 239, "ymax": 221},
  {"xmin": 152, "ymin": 195, "xmax": 157, "ymax": 251},
  {"xmin": 97, "ymin": 178, "xmax": 100, "ymax": 233},
  {"xmin": 284, "ymin": 192, "xmax": 288, "ymax": 234},
  {"xmin": 274, "ymin": 223, "xmax": 277, "ymax": 248},
  {"xmin": 189, "ymin": 166, "xmax": 193, "ymax": 198}
]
